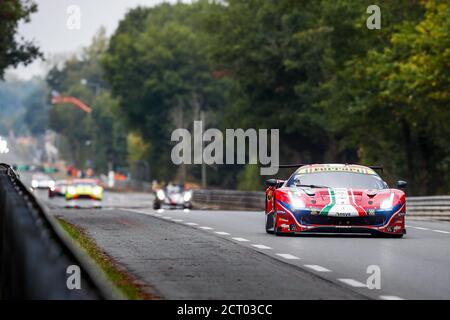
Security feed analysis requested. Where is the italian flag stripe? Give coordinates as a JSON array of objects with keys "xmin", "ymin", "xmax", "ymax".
[{"xmin": 320, "ymin": 189, "xmax": 335, "ymax": 216}]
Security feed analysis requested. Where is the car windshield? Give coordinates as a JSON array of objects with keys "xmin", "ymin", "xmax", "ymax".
[
  {"xmin": 73, "ymin": 183, "xmax": 97, "ymax": 187},
  {"xmin": 166, "ymin": 185, "xmax": 183, "ymax": 194},
  {"xmin": 287, "ymin": 172, "xmax": 386, "ymax": 190}
]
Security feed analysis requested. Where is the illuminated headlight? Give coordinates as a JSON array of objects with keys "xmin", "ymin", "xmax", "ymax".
[
  {"xmin": 289, "ymin": 192, "xmax": 306, "ymax": 209},
  {"xmin": 156, "ymin": 190, "xmax": 165, "ymax": 201},
  {"xmin": 67, "ymin": 186, "xmax": 76, "ymax": 195},
  {"xmin": 380, "ymin": 193, "xmax": 395, "ymax": 210},
  {"xmin": 48, "ymin": 181, "xmax": 55, "ymax": 188},
  {"xmin": 93, "ymin": 186, "xmax": 103, "ymax": 195},
  {"xmin": 183, "ymin": 191, "xmax": 192, "ymax": 202},
  {"xmin": 31, "ymin": 180, "xmax": 38, "ymax": 188}
]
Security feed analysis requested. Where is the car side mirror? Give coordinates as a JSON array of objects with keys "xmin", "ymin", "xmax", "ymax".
[
  {"xmin": 266, "ymin": 179, "xmax": 284, "ymax": 188},
  {"xmin": 396, "ymin": 180, "xmax": 407, "ymax": 189},
  {"xmin": 265, "ymin": 179, "xmax": 278, "ymax": 187}
]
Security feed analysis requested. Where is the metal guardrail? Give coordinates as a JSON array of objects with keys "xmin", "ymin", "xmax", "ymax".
[
  {"xmin": 193, "ymin": 189, "xmax": 265, "ymax": 211},
  {"xmin": 0, "ymin": 163, "xmax": 116, "ymax": 299},
  {"xmin": 406, "ymin": 196, "xmax": 450, "ymax": 220},
  {"xmin": 192, "ymin": 189, "xmax": 450, "ymax": 220}
]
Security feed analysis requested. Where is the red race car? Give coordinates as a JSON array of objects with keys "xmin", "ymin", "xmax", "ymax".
[{"xmin": 265, "ymin": 164, "xmax": 407, "ymax": 238}]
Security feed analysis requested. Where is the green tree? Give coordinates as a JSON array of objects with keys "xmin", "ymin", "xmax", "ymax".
[
  {"xmin": 23, "ymin": 83, "xmax": 49, "ymax": 135},
  {"xmin": 103, "ymin": 3, "xmax": 230, "ymax": 180},
  {"xmin": 327, "ymin": 0, "xmax": 449, "ymax": 194},
  {"xmin": 0, "ymin": 0, "xmax": 41, "ymax": 77},
  {"xmin": 47, "ymin": 29, "xmax": 128, "ymax": 173}
]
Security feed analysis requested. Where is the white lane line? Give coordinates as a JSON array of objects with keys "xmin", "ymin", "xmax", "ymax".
[
  {"xmin": 304, "ymin": 265, "xmax": 331, "ymax": 272},
  {"xmin": 276, "ymin": 253, "xmax": 300, "ymax": 260},
  {"xmin": 379, "ymin": 295, "xmax": 405, "ymax": 300},
  {"xmin": 199, "ymin": 226, "xmax": 214, "ymax": 230},
  {"xmin": 173, "ymin": 219, "xmax": 183, "ymax": 222},
  {"xmin": 215, "ymin": 231, "xmax": 230, "ymax": 235},
  {"xmin": 232, "ymin": 237, "xmax": 250, "ymax": 242},
  {"xmin": 338, "ymin": 278, "xmax": 367, "ymax": 288},
  {"xmin": 413, "ymin": 227, "xmax": 429, "ymax": 230},
  {"xmin": 124, "ymin": 209, "xmax": 152, "ymax": 215},
  {"xmin": 162, "ymin": 216, "xmax": 173, "ymax": 219},
  {"xmin": 183, "ymin": 209, "xmax": 190, "ymax": 212},
  {"xmin": 157, "ymin": 209, "xmax": 164, "ymax": 213},
  {"xmin": 252, "ymin": 244, "xmax": 272, "ymax": 250},
  {"xmin": 185, "ymin": 222, "xmax": 198, "ymax": 226},
  {"xmin": 432, "ymin": 229, "xmax": 450, "ymax": 234}
]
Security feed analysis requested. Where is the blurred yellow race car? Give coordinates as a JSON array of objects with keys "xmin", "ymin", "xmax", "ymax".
[{"xmin": 66, "ymin": 179, "xmax": 104, "ymax": 201}]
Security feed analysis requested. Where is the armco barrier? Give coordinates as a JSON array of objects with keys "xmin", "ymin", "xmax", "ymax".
[
  {"xmin": 192, "ymin": 189, "xmax": 450, "ymax": 220},
  {"xmin": 192, "ymin": 189, "xmax": 265, "ymax": 211},
  {"xmin": 0, "ymin": 163, "xmax": 115, "ymax": 299}
]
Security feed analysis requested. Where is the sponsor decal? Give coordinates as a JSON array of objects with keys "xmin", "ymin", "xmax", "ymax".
[
  {"xmin": 320, "ymin": 188, "xmax": 366, "ymax": 217},
  {"xmin": 297, "ymin": 165, "xmax": 376, "ymax": 175}
]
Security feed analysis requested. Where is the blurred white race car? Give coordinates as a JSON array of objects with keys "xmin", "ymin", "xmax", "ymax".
[
  {"xmin": 0, "ymin": 138, "xmax": 9, "ymax": 154},
  {"xmin": 153, "ymin": 184, "xmax": 193, "ymax": 210},
  {"xmin": 31, "ymin": 173, "xmax": 55, "ymax": 189}
]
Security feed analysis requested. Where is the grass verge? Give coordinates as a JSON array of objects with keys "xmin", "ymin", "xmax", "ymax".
[{"xmin": 56, "ymin": 215, "xmax": 159, "ymax": 300}]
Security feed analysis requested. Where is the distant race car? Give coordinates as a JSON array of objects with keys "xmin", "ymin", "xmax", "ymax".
[
  {"xmin": 153, "ymin": 184, "xmax": 193, "ymax": 210},
  {"xmin": 265, "ymin": 164, "xmax": 407, "ymax": 238},
  {"xmin": 66, "ymin": 179, "xmax": 104, "ymax": 201},
  {"xmin": 48, "ymin": 180, "xmax": 68, "ymax": 197},
  {"xmin": 31, "ymin": 173, "xmax": 55, "ymax": 189}
]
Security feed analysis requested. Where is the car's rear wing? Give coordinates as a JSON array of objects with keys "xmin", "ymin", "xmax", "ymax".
[{"xmin": 265, "ymin": 164, "xmax": 383, "ymax": 171}]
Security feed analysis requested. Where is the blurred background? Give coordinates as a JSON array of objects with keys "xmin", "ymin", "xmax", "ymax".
[{"xmin": 1, "ymin": 0, "xmax": 449, "ymax": 195}]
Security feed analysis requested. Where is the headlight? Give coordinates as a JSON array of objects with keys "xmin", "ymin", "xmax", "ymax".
[
  {"xmin": 156, "ymin": 190, "xmax": 165, "ymax": 201},
  {"xmin": 48, "ymin": 181, "xmax": 55, "ymax": 188},
  {"xmin": 183, "ymin": 191, "xmax": 192, "ymax": 202},
  {"xmin": 31, "ymin": 180, "xmax": 38, "ymax": 188},
  {"xmin": 380, "ymin": 193, "xmax": 395, "ymax": 209},
  {"xmin": 67, "ymin": 186, "xmax": 76, "ymax": 195},
  {"xmin": 289, "ymin": 192, "xmax": 306, "ymax": 209},
  {"xmin": 93, "ymin": 186, "xmax": 103, "ymax": 195}
]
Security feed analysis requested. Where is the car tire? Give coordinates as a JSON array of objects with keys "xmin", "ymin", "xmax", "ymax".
[{"xmin": 265, "ymin": 213, "xmax": 275, "ymax": 234}]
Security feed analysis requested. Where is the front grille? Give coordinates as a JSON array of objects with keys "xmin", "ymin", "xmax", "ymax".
[
  {"xmin": 301, "ymin": 215, "xmax": 385, "ymax": 226},
  {"xmin": 73, "ymin": 194, "xmax": 96, "ymax": 199}
]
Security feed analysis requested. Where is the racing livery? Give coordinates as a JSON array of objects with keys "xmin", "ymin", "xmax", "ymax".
[
  {"xmin": 66, "ymin": 179, "xmax": 104, "ymax": 201},
  {"xmin": 265, "ymin": 164, "xmax": 407, "ymax": 237},
  {"xmin": 153, "ymin": 184, "xmax": 193, "ymax": 210}
]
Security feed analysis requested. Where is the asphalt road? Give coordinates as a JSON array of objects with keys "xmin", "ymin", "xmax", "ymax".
[
  {"xmin": 3, "ymin": 143, "xmax": 449, "ymax": 300},
  {"xmin": 36, "ymin": 191, "xmax": 450, "ymax": 300}
]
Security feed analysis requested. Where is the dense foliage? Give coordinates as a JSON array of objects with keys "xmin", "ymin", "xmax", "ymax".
[
  {"xmin": 46, "ymin": 30, "xmax": 128, "ymax": 173},
  {"xmin": 101, "ymin": 0, "xmax": 449, "ymax": 194},
  {"xmin": 0, "ymin": 0, "xmax": 41, "ymax": 77}
]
